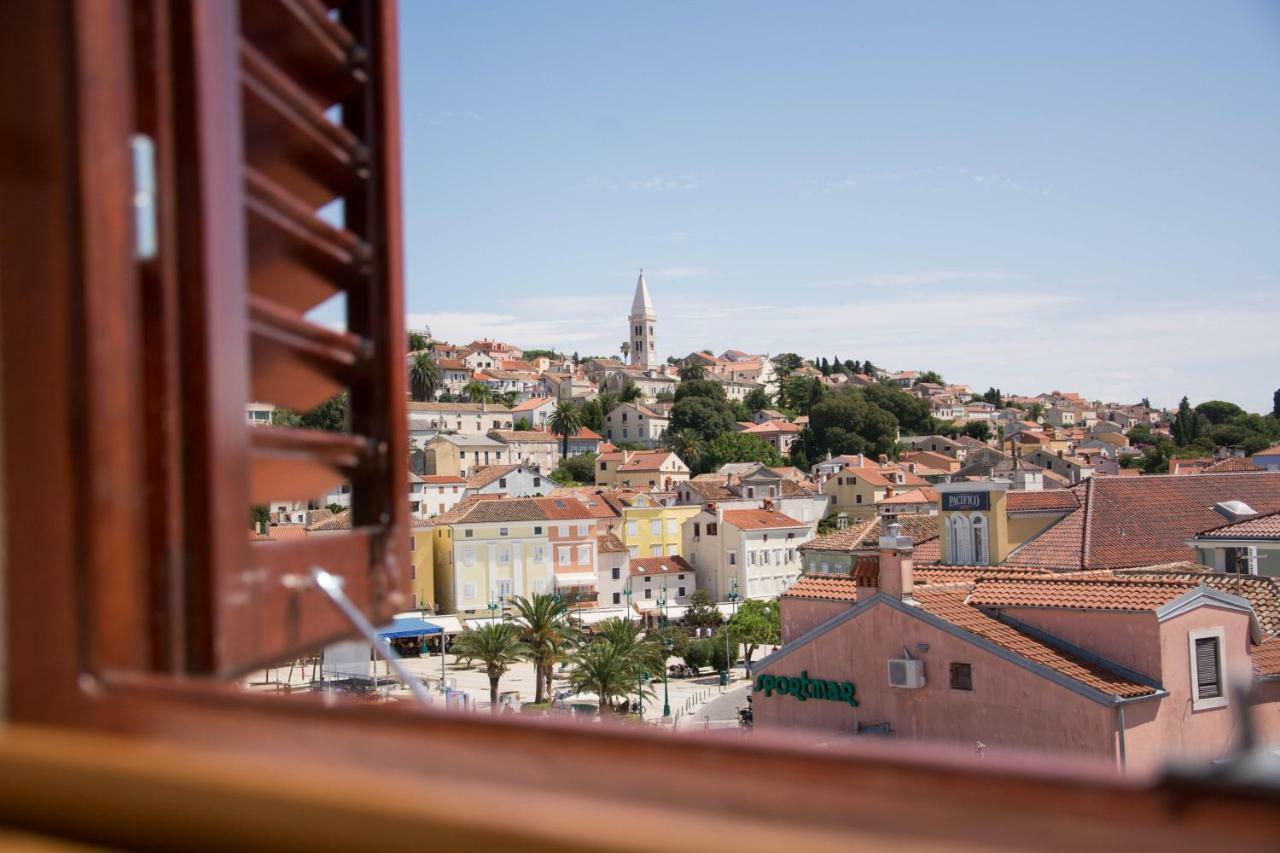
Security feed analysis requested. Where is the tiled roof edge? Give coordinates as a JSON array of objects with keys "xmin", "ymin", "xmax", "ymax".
[{"xmin": 990, "ymin": 608, "xmax": 1165, "ymax": 692}]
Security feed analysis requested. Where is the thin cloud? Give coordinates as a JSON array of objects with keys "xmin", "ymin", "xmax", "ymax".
[
  {"xmin": 812, "ymin": 270, "xmax": 1021, "ymax": 288},
  {"xmin": 584, "ymin": 172, "xmax": 700, "ymax": 192}
]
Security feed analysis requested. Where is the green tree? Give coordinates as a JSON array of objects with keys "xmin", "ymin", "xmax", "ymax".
[
  {"xmin": 498, "ymin": 390, "xmax": 519, "ymax": 409},
  {"xmin": 578, "ymin": 398, "xmax": 604, "ymax": 432},
  {"xmin": 808, "ymin": 389, "xmax": 898, "ymax": 459},
  {"xmin": 272, "ymin": 392, "xmax": 351, "ymax": 433},
  {"xmin": 1026, "ymin": 402, "xmax": 1045, "ymax": 422},
  {"xmin": 963, "ymin": 421, "xmax": 992, "ymax": 441},
  {"xmin": 594, "ymin": 617, "xmax": 666, "ymax": 680},
  {"xmin": 666, "ymin": 428, "xmax": 705, "ymax": 472},
  {"xmin": 510, "ymin": 593, "xmax": 576, "ymax": 704},
  {"xmin": 982, "ymin": 387, "xmax": 1003, "ymax": 407},
  {"xmin": 678, "ymin": 361, "xmax": 708, "ymax": 381},
  {"xmin": 702, "ymin": 432, "xmax": 784, "ymax": 473},
  {"xmin": 1196, "ymin": 400, "xmax": 1244, "ymax": 425},
  {"xmin": 743, "ymin": 387, "xmax": 773, "ymax": 413},
  {"xmin": 407, "ymin": 331, "xmax": 429, "ymax": 352},
  {"xmin": 727, "ymin": 599, "xmax": 780, "ymax": 666},
  {"xmin": 548, "ymin": 401, "xmax": 584, "ymax": 460},
  {"xmin": 863, "ymin": 383, "xmax": 931, "ymax": 434},
  {"xmin": 596, "ymin": 391, "xmax": 620, "ymax": 417},
  {"xmin": 707, "ymin": 634, "xmax": 740, "ymax": 672},
  {"xmin": 449, "ymin": 623, "xmax": 529, "ymax": 712},
  {"xmin": 568, "ymin": 635, "xmax": 648, "ymax": 714},
  {"xmin": 1172, "ymin": 396, "xmax": 1197, "ymax": 446},
  {"xmin": 514, "ymin": 417, "xmax": 532, "ymax": 431},
  {"xmin": 669, "ymin": 396, "xmax": 735, "ymax": 443},
  {"xmin": 1274, "ymin": 388, "xmax": 1280, "ymax": 419},
  {"xmin": 521, "ymin": 349, "xmax": 560, "ymax": 362},
  {"xmin": 684, "ymin": 589, "xmax": 723, "ymax": 631},
  {"xmin": 463, "ymin": 380, "xmax": 492, "ymax": 403},
  {"xmin": 787, "ymin": 435, "xmax": 810, "ymax": 471},
  {"xmin": 917, "ymin": 370, "xmax": 944, "ymax": 386},
  {"xmin": 674, "ymin": 379, "xmax": 727, "ymax": 403},
  {"xmin": 552, "ymin": 452, "xmax": 597, "ymax": 485},
  {"xmin": 683, "ymin": 639, "xmax": 713, "ymax": 671},
  {"xmin": 619, "ymin": 381, "xmax": 643, "ymax": 403},
  {"xmin": 772, "ymin": 353, "xmax": 804, "ymax": 376}
]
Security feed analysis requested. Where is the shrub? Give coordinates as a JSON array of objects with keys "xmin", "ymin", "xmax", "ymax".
[
  {"xmin": 706, "ymin": 633, "xmax": 740, "ymax": 672},
  {"xmin": 683, "ymin": 639, "xmax": 713, "ymax": 671}
]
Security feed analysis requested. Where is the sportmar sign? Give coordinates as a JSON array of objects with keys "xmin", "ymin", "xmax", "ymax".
[{"xmin": 755, "ymin": 671, "xmax": 858, "ymax": 707}]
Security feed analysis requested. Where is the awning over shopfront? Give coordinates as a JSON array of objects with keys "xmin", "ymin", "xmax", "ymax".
[
  {"xmin": 376, "ymin": 618, "xmax": 443, "ymax": 639},
  {"xmin": 393, "ymin": 612, "xmax": 464, "ymax": 634},
  {"xmin": 578, "ymin": 606, "xmax": 634, "ymax": 625},
  {"xmin": 555, "ymin": 572, "xmax": 598, "ymax": 587}
]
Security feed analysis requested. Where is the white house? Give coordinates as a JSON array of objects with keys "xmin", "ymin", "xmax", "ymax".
[
  {"xmin": 602, "ymin": 401, "xmax": 670, "ymax": 448},
  {"xmin": 683, "ymin": 505, "xmax": 814, "ymax": 602}
]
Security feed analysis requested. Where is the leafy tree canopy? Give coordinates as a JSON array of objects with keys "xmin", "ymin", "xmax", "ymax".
[
  {"xmin": 552, "ymin": 452, "xmax": 597, "ymax": 485},
  {"xmin": 727, "ymin": 599, "xmax": 780, "ymax": 665},
  {"xmin": 684, "ymin": 589, "xmax": 723, "ymax": 631},
  {"xmin": 1196, "ymin": 400, "xmax": 1244, "ymax": 425},
  {"xmin": 669, "ymin": 396, "xmax": 736, "ymax": 443},
  {"xmin": 743, "ymin": 387, "xmax": 773, "ymax": 412},
  {"xmin": 701, "ymin": 432, "xmax": 784, "ymax": 473},
  {"xmin": 916, "ymin": 370, "xmax": 944, "ymax": 385},
  {"xmin": 674, "ymin": 379, "xmax": 727, "ymax": 403}
]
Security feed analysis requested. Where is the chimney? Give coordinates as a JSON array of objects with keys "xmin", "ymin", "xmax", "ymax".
[
  {"xmin": 1057, "ymin": 449, "xmax": 1064, "ymax": 459},
  {"xmin": 878, "ymin": 454, "xmax": 889, "ymax": 464},
  {"xmin": 877, "ymin": 521, "xmax": 914, "ymax": 599}
]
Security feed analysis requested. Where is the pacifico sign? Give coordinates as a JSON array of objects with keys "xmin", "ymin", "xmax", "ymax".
[
  {"xmin": 942, "ymin": 491, "xmax": 990, "ymax": 512},
  {"xmin": 755, "ymin": 671, "xmax": 858, "ymax": 707}
]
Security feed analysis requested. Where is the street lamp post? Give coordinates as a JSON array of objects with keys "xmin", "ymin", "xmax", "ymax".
[
  {"xmin": 662, "ymin": 636, "xmax": 673, "ymax": 718},
  {"xmin": 726, "ymin": 576, "xmax": 740, "ymax": 678}
]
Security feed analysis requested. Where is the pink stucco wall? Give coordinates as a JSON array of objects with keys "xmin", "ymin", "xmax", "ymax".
[
  {"xmin": 780, "ymin": 598, "xmax": 853, "ymax": 644},
  {"xmin": 1120, "ymin": 606, "xmax": 1253, "ymax": 772},
  {"xmin": 997, "ymin": 608, "xmax": 1163, "ymax": 681},
  {"xmin": 755, "ymin": 601, "xmax": 1120, "ymax": 762}
]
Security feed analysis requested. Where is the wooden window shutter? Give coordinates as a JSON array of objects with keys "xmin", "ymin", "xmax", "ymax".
[
  {"xmin": 1194, "ymin": 637, "xmax": 1221, "ymax": 700},
  {"xmin": 146, "ymin": 0, "xmax": 411, "ymax": 675}
]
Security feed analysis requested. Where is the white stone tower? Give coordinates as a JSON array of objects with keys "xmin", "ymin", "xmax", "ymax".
[{"xmin": 628, "ymin": 270, "xmax": 656, "ymax": 368}]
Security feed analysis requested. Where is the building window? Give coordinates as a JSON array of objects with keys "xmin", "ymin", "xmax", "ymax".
[
  {"xmin": 577, "ymin": 545, "xmax": 590, "ymax": 565},
  {"xmin": 650, "ymin": 545, "xmax": 661, "ymax": 556},
  {"xmin": 644, "ymin": 588, "xmax": 652, "ymax": 599},
  {"xmin": 534, "ymin": 526, "xmax": 543, "ymax": 535},
  {"xmin": 410, "ymin": 564, "xmax": 416, "ymax": 580},
  {"xmin": 499, "ymin": 527, "xmax": 509, "ymax": 537},
  {"xmin": 464, "ymin": 529, "xmax": 474, "ymax": 538},
  {"xmin": 1190, "ymin": 630, "xmax": 1227, "ymax": 710},
  {"xmin": 650, "ymin": 520, "xmax": 661, "ymax": 536},
  {"xmin": 855, "ymin": 494, "xmax": 862, "ymax": 504},
  {"xmin": 972, "ymin": 513, "xmax": 989, "ymax": 566},
  {"xmin": 627, "ymin": 521, "xmax": 638, "ymax": 536},
  {"xmin": 533, "ymin": 578, "xmax": 546, "ymax": 594},
  {"xmin": 678, "ymin": 587, "xmax": 686, "ymax": 597},
  {"xmin": 950, "ymin": 663, "xmax": 973, "ymax": 691},
  {"xmin": 499, "ymin": 478, "xmax": 507, "ymax": 489},
  {"xmin": 533, "ymin": 546, "xmax": 545, "ymax": 562},
  {"xmin": 463, "ymin": 548, "xmax": 476, "ymax": 567},
  {"xmin": 463, "ymin": 583, "xmax": 477, "ymax": 600},
  {"xmin": 611, "ymin": 567, "xmax": 620, "ymax": 580},
  {"xmin": 629, "ymin": 546, "xmax": 638, "ymax": 558},
  {"xmin": 534, "ymin": 477, "xmax": 541, "ymax": 488},
  {"xmin": 409, "ymin": 538, "xmax": 415, "ymax": 552},
  {"xmin": 694, "ymin": 522, "xmax": 701, "ymax": 537},
  {"xmin": 498, "ymin": 548, "xmax": 510, "ymax": 564},
  {"xmin": 728, "ymin": 551, "xmax": 736, "ymax": 566},
  {"xmin": 707, "ymin": 523, "xmax": 718, "ymax": 536},
  {"xmin": 666, "ymin": 518, "xmax": 677, "ymax": 534},
  {"xmin": 498, "ymin": 579, "xmax": 513, "ymax": 598},
  {"xmin": 613, "ymin": 592, "xmax": 621, "ymax": 605},
  {"xmin": 558, "ymin": 546, "xmax": 570, "ymax": 564}
]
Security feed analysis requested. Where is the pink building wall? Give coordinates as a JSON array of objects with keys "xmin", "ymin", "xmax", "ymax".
[
  {"xmin": 997, "ymin": 608, "xmax": 1163, "ymax": 681},
  {"xmin": 1121, "ymin": 606, "xmax": 1253, "ymax": 772},
  {"xmin": 780, "ymin": 598, "xmax": 853, "ymax": 644},
  {"xmin": 754, "ymin": 601, "xmax": 1120, "ymax": 762}
]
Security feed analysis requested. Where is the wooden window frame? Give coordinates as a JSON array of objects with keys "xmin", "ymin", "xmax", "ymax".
[{"xmin": 3, "ymin": 2, "xmax": 1276, "ymax": 848}]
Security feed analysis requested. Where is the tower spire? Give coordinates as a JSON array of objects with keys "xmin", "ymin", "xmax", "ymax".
[{"xmin": 627, "ymin": 270, "xmax": 656, "ymax": 368}]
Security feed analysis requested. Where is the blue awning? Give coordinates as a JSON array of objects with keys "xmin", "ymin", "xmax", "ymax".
[{"xmin": 377, "ymin": 618, "xmax": 444, "ymax": 639}]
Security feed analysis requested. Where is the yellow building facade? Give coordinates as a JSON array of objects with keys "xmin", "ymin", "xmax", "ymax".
[
  {"xmin": 410, "ymin": 521, "xmax": 436, "ymax": 611},
  {"xmin": 616, "ymin": 494, "xmax": 700, "ymax": 558},
  {"xmin": 431, "ymin": 517, "xmax": 555, "ymax": 615}
]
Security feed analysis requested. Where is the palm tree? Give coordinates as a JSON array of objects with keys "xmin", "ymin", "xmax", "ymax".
[
  {"xmin": 667, "ymin": 428, "xmax": 703, "ymax": 472},
  {"xmin": 409, "ymin": 351, "xmax": 441, "ymax": 402},
  {"xmin": 548, "ymin": 401, "xmax": 584, "ymax": 460},
  {"xmin": 510, "ymin": 593, "xmax": 576, "ymax": 704},
  {"xmin": 620, "ymin": 341, "xmax": 631, "ymax": 362},
  {"xmin": 463, "ymin": 380, "xmax": 492, "ymax": 403},
  {"xmin": 569, "ymin": 636, "xmax": 650, "ymax": 715},
  {"xmin": 449, "ymin": 623, "xmax": 528, "ymax": 712},
  {"xmin": 595, "ymin": 617, "xmax": 666, "ymax": 677}
]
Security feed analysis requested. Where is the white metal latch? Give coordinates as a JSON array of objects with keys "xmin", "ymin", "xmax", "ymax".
[{"xmin": 130, "ymin": 134, "xmax": 157, "ymax": 261}]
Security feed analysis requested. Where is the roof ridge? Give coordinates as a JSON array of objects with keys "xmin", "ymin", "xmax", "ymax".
[{"xmin": 1079, "ymin": 477, "xmax": 1095, "ymax": 569}]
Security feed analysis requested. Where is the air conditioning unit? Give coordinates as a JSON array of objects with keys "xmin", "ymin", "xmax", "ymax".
[{"xmin": 887, "ymin": 658, "xmax": 925, "ymax": 689}]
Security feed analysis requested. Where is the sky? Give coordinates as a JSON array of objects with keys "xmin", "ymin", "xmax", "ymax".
[{"xmin": 387, "ymin": 1, "xmax": 1280, "ymax": 411}]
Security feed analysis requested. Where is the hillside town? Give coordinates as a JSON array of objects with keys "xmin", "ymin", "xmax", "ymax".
[{"xmin": 249, "ymin": 273, "xmax": 1280, "ymax": 765}]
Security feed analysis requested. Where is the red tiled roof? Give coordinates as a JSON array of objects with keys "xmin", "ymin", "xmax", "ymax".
[
  {"xmin": 911, "ymin": 589, "xmax": 1157, "ymax": 698},
  {"xmin": 466, "ymin": 465, "xmax": 521, "ymax": 489},
  {"xmin": 1255, "ymin": 445, "xmax": 1280, "ymax": 457},
  {"xmin": 572, "ymin": 427, "xmax": 603, "ymax": 440},
  {"xmin": 878, "ymin": 487, "xmax": 938, "ymax": 505},
  {"xmin": 306, "ymin": 511, "xmax": 352, "ymax": 532},
  {"xmin": 799, "ymin": 515, "xmax": 940, "ymax": 553},
  {"xmin": 1116, "ymin": 569, "xmax": 1280, "ymax": 636},
  {"xmin": 630, "ymin": 555, "xmax": 694, "ymax": 576},
  {"xmin": 1006, "ymin": 473, "xmax": 1280, "ymax": 571},
  {"xmin": 781, "ymin": 574, "xmax": 862, "ymax": 602},
  {"xmin": 532, "ymin": 496, "xmax": 595, "ymax": 520},
  {"xmin": 419, "ymin": 474, "xmax": 467, "ymax": 484},
  {"xmin": 1006, "ymin": 490, "xmax": 1080, "ymax": 513},
  {"xmin": 967, "ymin": 576, "xmax": 1195, "ymax": 611},
  {"xmin": 913, "ymin": 567, "xmax": 1050, "ymax": 586},
  {"xmin": 597, "ymin": 532, "xmax": 628, "ymax": 553},
  {"xmin": 723, "ymin": 509, "xmax": 807, "ymax": 530},
  {"xmin": 1195, "ymin": 509, "xmax": 1280, "ymax": 541},
  {"xmin": 1202, "ymin": 457, "xmax": 1264, "ymax": 473},
  {"xmin": 1254, "ymin": 638, "xmax": 1280, "ymax": 677}
]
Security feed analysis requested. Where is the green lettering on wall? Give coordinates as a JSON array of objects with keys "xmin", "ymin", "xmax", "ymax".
[{"xmin": 754, "ymin": 672, "xmax": 858, "ymax": 707}]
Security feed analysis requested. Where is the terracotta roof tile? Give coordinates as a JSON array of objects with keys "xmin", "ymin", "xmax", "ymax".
[
  {"xmin": 1196, "ymin": 508, "xmax": 1280, "ymax": 540},
  {"xmin": 1006, "ymin": 490, "xmax": 1080, "ymax": 513},
  {"xmin": 465, "ymin": 464, "xmax": 521, "ymax": 489},
  {"xmin": 781, "ymin": 575, "xmax": 862, "ymax": 602},
  {"xmin": 799, "ymin": 515, "xmax": 940, "ymax": 553},
  {"xmin": 913, "ymin": 567, "xmax": 1051, "ymax": 586},
  {"xmin": 1116, "ymin": 569, "xmax": 1280, "ymax": 635},
  {"xmin": 1253, "ymin": 638, "xmax": 1280, "ymax": 677},
  {"xmin": 306, "ymin": 511, "xmax": 352, "ymax": 532},
  {"xmin": 910, "ymin": 589, "xmax": 1157, "ymax": 698},
  {"xmin": 966, "ymin": 576, "xmax": 1196, "ymax": 611},
  {"xmin": 630, "ymin": 555, "xmax": 694, "ymax": 576},
  {"xmin": 532, "ymin": 496, "xmax": 595, "ymax": 520},
  {"xmin": 1202, "ymin": 457, "xmax": 1263, "ymax": 473},
  {"xmin": 723, "ymin": 509, "xmax": 806, "ymax": 530},
  {"xmin": 597, "ymin": 532, "xmax": 629, "ymax": 553},
  {"xmin": 1006, "ymin": 473, "xmax": 1280, "ymax": 570}
]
